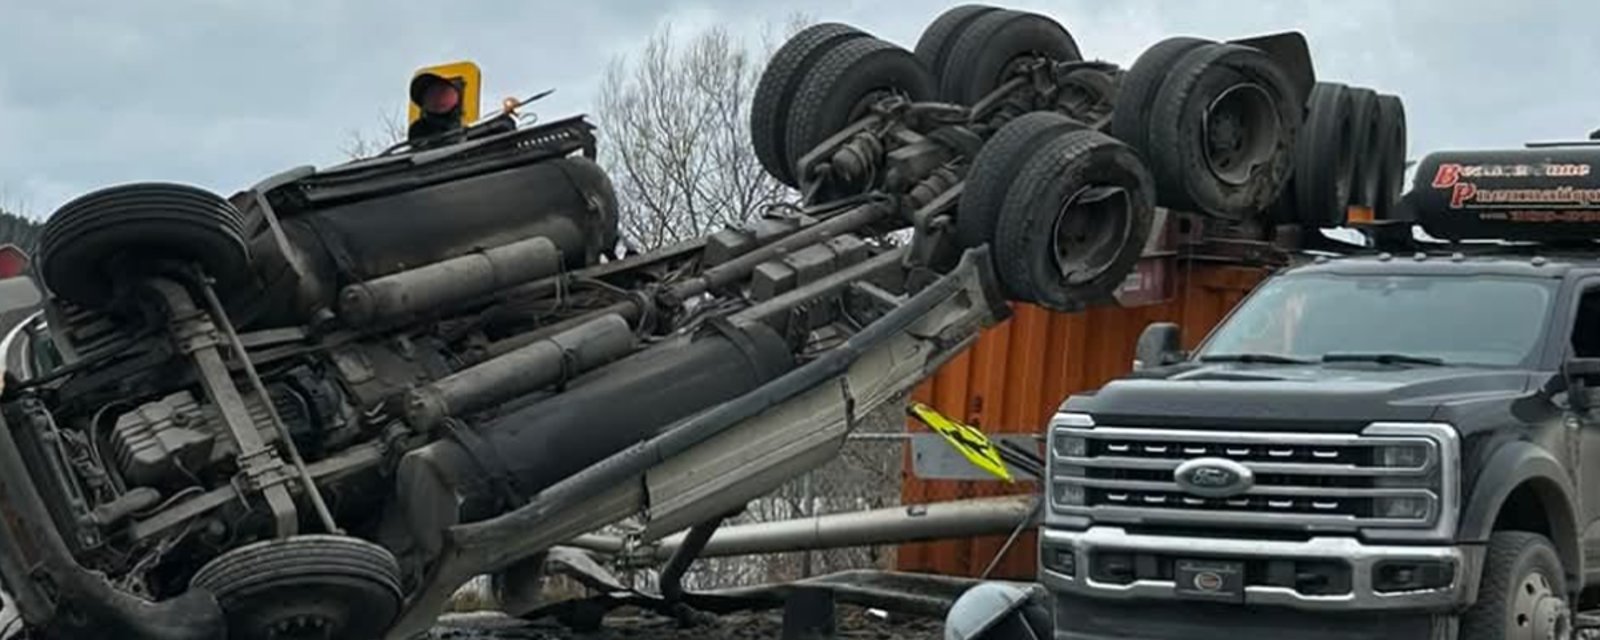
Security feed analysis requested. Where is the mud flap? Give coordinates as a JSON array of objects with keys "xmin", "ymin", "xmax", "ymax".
[{"xmin": 382, "ymin": 247, "xmax": 1010, "ymax": 639}]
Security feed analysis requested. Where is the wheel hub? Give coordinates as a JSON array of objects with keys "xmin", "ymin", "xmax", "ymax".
[
  {"xmin": 1050, "ymin": 185, "xmax": 1133, "ymax": 286},
  {"xmin": 1201, "ymin": 82, "xmax": 1280, "ymax": 186},
  {"xmin": 1512, "ymin": 570, "xmax": 1571, "ymax": 640}
]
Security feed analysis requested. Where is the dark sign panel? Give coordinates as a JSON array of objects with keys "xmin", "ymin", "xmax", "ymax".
[{"xmin": 1410, "ymin": 147, "xmax": 1600, "ymax": 241}]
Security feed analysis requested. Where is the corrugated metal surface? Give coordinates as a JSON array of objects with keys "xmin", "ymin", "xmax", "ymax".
[{"xmin": 896, "ymin": 261, "xmax": 1268, "ymax": 579}]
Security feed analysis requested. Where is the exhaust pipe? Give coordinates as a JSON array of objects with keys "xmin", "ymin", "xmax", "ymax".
[
  {"xmin": 569, "ymin": 495, "xmax": 1039, "ymax": 561},
  {"xmin": 338, "ymin": 236, "xmax": 562, "ymax": 325}
]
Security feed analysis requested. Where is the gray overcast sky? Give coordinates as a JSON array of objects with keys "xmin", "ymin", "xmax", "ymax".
[{"xmin": 0, "ymin": 0, "xmax": 1593, "ymax": 219}]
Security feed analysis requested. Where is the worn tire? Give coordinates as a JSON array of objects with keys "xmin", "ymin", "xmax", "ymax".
[
  {"xmin": 1292, "ymin": 82, "xmax": 1357, "ymax": 228},
  {"xmin": 993, "ymin": 129, "xmax": 1156, "ymax": 311},
  {"xmin": 1145, "ymin": 43, "xmax": 1301, "ymax": 219},
  {"xmin": 940, "ymin": 10, "xmax": 1082, "ymax": 105},
  {"xmin": 39, "ymin": 182, "xmax": 252, "ymax": 309},
  {"xmin": 783, "ymin": 38, "xmax": 936, "ymax": 186},
  {"xmin": 751, "ymin": 23, "xmax": 870, "ymax": 186},
  {"xmin": 1346, "ymin": 86, "xmax": 1383, "ymax": 208},
  {"xmin": 913, "ymin": 5, "xmax": 1003, "ymax": 89},
  {"xmin": 1460, "ymin": 532, "xmax": 1571, "ymax": 640},
  {"xmin": 958, "ymin": 111, "xmax": 1088, "ymax": 250},
  {"xmin": 1374, "ymin": 93, "xmax": 1409, "ymax": 221},
  {"xmin": 191, "ymin": 535, "xmax": 404, "ymax": 640},
  {"xmin": 1109, "ymin": 37, "xmax": 1212, "ymax": 154}
]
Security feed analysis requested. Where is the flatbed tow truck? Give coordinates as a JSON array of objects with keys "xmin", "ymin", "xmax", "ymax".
[{"xmin": 1025, "ymin": 145, "xmax": 1600, "ymax": 640}]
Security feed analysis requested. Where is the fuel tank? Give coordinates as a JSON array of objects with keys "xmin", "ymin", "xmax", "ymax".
[{"xmin": 393, "ymin": 321, "xmax": 796, "ymax": 553}]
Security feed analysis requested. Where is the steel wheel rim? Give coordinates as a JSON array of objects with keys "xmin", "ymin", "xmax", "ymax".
[
  {"xmin": 1511, "ymin": 570, "xmax": 1570, "ymax": 640},
  {"xmin": 1050, "ymin": 184, "xmax": 1133, "ymax": 286},
  {"xmin": 1202, "ymin": 82, "xmax": 1280, "ymax": 186}
]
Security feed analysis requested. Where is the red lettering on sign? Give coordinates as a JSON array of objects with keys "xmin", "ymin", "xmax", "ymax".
[
  {"xmin": 1433, "ymin": 163, "xmax": 1462, "ymax": 188},
  {"xmin": 1450, "ymin": 183, "xmax": 1477, "ymax": 208}
]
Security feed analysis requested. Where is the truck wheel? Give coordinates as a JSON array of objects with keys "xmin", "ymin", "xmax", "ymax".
[
  {"xmin": 1110, "ymin": 37, "xmax": 1211, "ymax": 154},
  {"xmin": 1292, "ymin": 82, "xmax": 1357, "ymax": 228},
  {"xmin": 992, "ymin": 129, "xmax": 1155, "ymax": 310},
  {"xmin": 39, "ymin": 182, "xmax": 252, "ymax": 310},
  {"xmin": 940, "ymin": 10, "xmax": 1082, "ymax": 105},
  {"xmin": 1461, "ymin": 531, "xmax": 1572, "ymax": 640},
  {"xmin": 958, "ymin": 111, "xmax": 1088, "ymax": 250},
  {"xmin": 1145, "ymin": 43, "xmax": 1301, "ymax": 220},
  {"xmin": 783, "ymin": 38, "xmax": 936, "ymax": 187},
  {"xmin": 190, "ymin": 535, "xmax": 404, "ymax": 640},
  {"xmin": 751, "ymin": 22, "xmax": 870, "ymax": 187},
  {"xmin": 1346, "ymin": 86, "xmax": 1383, "ymax": 208},
  {"xmin": 913, "ymin": 4, "xmax": 1003, "ymax": 96},
  {"xmin": 1373, "ymin": 93, "xmax": 1409, "ymax": 221}
]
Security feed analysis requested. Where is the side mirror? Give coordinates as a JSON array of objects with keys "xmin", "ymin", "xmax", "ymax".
[
  {"xmin": 1564, "ymin": 358, "xmax": 1600, "ymax": 411},
  {"xmin": 1134, "ymin": 322, "xmax": 1184, "ymax": 370}
]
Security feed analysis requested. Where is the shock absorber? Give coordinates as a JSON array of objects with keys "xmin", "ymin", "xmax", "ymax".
[{"xmin": 907, "ymin": 166, "xmax": 962, "ymax": 213}]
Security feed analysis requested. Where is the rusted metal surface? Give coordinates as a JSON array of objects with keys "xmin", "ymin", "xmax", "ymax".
[{"xmin": 897, "ymin": 260, "xmax": 1269, "ymax": 579}]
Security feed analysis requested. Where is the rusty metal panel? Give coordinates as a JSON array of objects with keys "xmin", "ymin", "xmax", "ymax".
[{"xmin": 896, "ymin": 261, "xmax": 1268, "ymax": 579}]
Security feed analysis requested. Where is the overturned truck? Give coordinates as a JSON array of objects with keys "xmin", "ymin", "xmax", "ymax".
[{"xmin": 0, "ymin": 5, "xmax": 1394, "ymax": 640}]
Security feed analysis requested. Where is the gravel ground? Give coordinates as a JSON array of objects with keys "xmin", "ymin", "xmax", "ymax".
[{"xmin": 429, "ymin": 606, "xmax": 944, "ymax": 640}]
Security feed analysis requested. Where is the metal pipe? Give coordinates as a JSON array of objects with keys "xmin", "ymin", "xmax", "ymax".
[
  {"xmin": 404, "ymin": 313, "xmax": 636, "ymax": 430},
  {"xmin": 662, "ymin": 202, "xmax": 891, "ymax": 304},
  {"xmin": 569, "ymin": 495, "xmax": 1037, "ymax": 561},
  {"xmin": 339, "ymin": 236, "xmax": 561, "ymax": 325},
  {"xmin": 659, "ymin": 517, "xmax": 722, "ymax": 602}
]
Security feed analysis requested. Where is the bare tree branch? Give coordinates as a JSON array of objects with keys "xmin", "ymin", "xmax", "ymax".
[{"xmin": 596, "ymin": 20, "xmax": 805, "ymax": 252}]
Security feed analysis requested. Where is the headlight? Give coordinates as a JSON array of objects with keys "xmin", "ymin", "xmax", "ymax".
[
  {"xmin": 1054, "ymin": 434, "xmax": 1087, "ymax": 458},
  {"xmin": 1374, "ymin": 495, "xmax": 1433, "ymax": 521},
  {"xmin": 1052, "ymin": 481, "xmax": 1086, "ymax": 507},
  {"xmin": 1375, "ymin": 443, "xmax": 1429, "ymax": 469}
]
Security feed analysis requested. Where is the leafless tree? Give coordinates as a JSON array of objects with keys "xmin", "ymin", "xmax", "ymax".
[
  {"xmin": 596, "ymin": 17, "xmax": 810, "ymax": 253},
  {"xmin": 340, "ymin": 108, "xmax": 408, "ymax": 161}
]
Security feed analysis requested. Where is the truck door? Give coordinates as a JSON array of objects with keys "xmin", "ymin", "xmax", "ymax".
[{"xmin": 1567, "ymin": 281, "xmax": 1600, "ymax": 573}]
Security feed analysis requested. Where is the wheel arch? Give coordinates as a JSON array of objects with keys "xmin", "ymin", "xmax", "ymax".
[{"xmin": 1457, "ymin": 441, "xmax": 1582, "ymax": 589}]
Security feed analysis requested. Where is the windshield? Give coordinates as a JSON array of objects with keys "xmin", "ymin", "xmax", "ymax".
[{"xmin": 1196, "ymin": 272, "xmax": 1557, "ymax": 367}]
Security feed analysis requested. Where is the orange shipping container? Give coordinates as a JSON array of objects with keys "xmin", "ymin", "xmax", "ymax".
[{"xmin": 897, "ymin": 261, "xmax": 1269, "ymax": 579}]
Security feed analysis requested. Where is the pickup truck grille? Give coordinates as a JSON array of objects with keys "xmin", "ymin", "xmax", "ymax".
[{"xmin": 1048, "ymin": 420, "xmax": 1458, "ymax": 532}]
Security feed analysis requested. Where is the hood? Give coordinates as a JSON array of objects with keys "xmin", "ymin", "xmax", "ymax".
[{"xmin": 1062, "ymin": 361, "xmax": 1545, "ymax": 433}]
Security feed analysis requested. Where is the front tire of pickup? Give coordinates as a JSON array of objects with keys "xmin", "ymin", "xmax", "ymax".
[{"xmin": 1462, "ymin": 531, "xmax": 1572, "ymax": 640}]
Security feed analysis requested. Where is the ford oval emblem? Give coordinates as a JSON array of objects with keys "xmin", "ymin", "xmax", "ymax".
[{"xmin": 1175, "ymin": 457, "xmax": 1254, "ymax": 498}]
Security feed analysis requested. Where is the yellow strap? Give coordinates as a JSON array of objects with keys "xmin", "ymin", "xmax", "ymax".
[{"xmin": 908, "ymin": 402, "xmax": 1014, "ymax": 483}]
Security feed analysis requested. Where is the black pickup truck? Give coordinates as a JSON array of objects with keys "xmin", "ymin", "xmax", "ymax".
[{"xmin": 1041, "ymin": 146, "xmax": 1600, "ymax": 640}]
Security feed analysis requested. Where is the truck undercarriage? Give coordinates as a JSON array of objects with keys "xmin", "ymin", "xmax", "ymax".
[{"xmin": 0, "ymin": 5, "xmax": 1395, "ymax": 640}]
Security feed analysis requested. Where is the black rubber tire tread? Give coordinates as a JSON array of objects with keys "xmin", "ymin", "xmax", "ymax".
[
  {"xmin": 940, "ymin": 10, "xmax": 1082, "ymax": 105},
  {"xmin": 913, "ymin": 5, "xmax": 1003, "ymax": 86},
  {"xmin": 39, "ymin": 182, "xmax": 251, "ymax": 308},
  {"xmin": 1460, "ymin": 531, "xmax": 1568, "ymax": 640},
  {"xmin": 957, "ymin": 111, "xmax": 1087, "ymax": 250},
  {"xmin": 993, "ymin": 129, "xmax": 1156, "ymax": 310},
  {"xmin": 751, "ymin": 23, "xmax": 870, "ymax": 187},
  {"xmin": 1292, "ymin": 82, "xmax": 1357, "ymax": 228},
  {"xmin": 189, "ymin": 534, "xmax": 402, "ymax": 596},
  {"xmin": 1145, "ymin": 43, "xmax": 1302, "ymax": 219},
  {"xmin": 783, "ymin": 38, "xmax": 936, "ymax": 183},
  {"xmin": 1109, "ymin": 37, "xmax": 1212, "ymax": 155},
  {"xmin": 1346, "ymin": 86, "xmax": 1383, "ymax": 207},
  {"xmin": 1373, "ymin": 93, "xmax": 1409, "ymax": 221}
]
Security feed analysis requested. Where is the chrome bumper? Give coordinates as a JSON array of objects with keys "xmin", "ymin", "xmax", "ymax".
[{"xmin": 1039, "ymin": 526, "xmax": 1480, "ymax": 612}]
